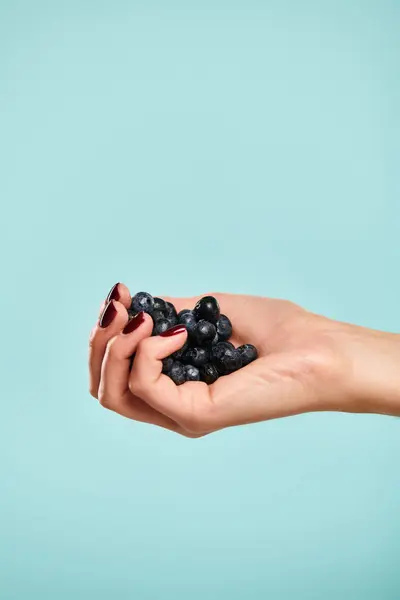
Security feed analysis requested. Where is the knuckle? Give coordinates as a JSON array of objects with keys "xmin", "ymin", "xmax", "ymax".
[
  {"xmin": 180, "ymin": 410, "xmax": 209, "ymax": 435},
  {"xmin": 129, "ymin": 375, "xmax": 145, "ymax": 398},
  {"xmin": 180, "ymin": 430, "xmax": 207, "ymax": 439},
  {"xmin": 98, "ymin": 385, "xmax": 114, "ymax": 410}
]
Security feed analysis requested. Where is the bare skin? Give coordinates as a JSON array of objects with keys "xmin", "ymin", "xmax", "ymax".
[{"xmin": 89, "ymin": 283, "xmax": 400, "ymax": 437}]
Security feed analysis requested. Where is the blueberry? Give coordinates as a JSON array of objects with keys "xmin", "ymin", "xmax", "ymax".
[
  {"xmin": 210, "ymin": 332, "xmax": 219, "ymax": 346},
  {"xmin": 215, "ymin": 348, "xmax": 242, "ymax": 375},
  {"xmin": 237, "ymin": 344, "xmax": 258, "ymax": 366},
  {"xmin": 131, "ymin": 292, "xmax": 155, "ymax": 315},
  {"xmin": 210, "ymin": 341, "xmax": 235, "ymax": 362},
  {"xmin": 165, "ymin": 302, "xmax": 178, "ymax": 319},
  {"xmin": 151, "ymin": 310, "xmax": 165, "ymax": 323},
  {"xmin": 185, "ymin": 364, "xmax": 200, "ymax": 382},
  {"xmin": 194, "ymin": 320, "xmax": 217, "ymax": 346},
  {"xmin": 211, "ymin": 343, "xmax": 242, "ymax": 375},
  {"xmin": 153, "ymin": 297, "xmax": 167, "ymax": 312},
  {"xmin": 182, "ymin": 346, "xmax": 209, "ymax": 367},
  {"xmin": 162, "ymin": 357, "xmax": 174, "ymax": 374},
  {"xmin": 216, "ymin": 314, "xmax": 232, "ymax": 341},
  {"xmin": 178, "ymin": 309, "xmax": 197, "ymax": 335},
  {"xmin": 153, "ymin": 318, "xmax": 171, "ymax": 336},
  {"xmin": 172, "ymin": 340, "xmax": 190, "ymax": 361},
  {"xmin": 194, "ymin": 296, "xmax": 220, "ymax": 324},
  {"xmin": 200, "ymin": 363, "xmax": 219, "ymax": 384},
  {"xmin": 168, "ymin": 361, "xmax": 186, "ymax": 386}
]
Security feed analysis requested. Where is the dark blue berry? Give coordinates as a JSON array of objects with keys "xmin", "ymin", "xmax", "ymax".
[
  {"xmin": 185, "ymin": 364, "xmax": 200, "ymax": 381},
  {"xmin": 151, "ymin": 310, "xmax": 165, "ymax": 323},
  {"xmin": 153, "ymin": 297, "xmax": 167, "ymax": 312},
  {"xmin": 216, "ymin": 348, "xmax": 242, "ymax": 375},
  {"xmin": 153, "ymin": 318, "xmax": 170, "ymax": 336},
  {"xmin": 165, "ymin": 302, "xmax": 178, "ymax": 319},
  {"xmin": 210, "ymin": 332, "xmax": 219, "ymax": 346},
  {"xmin": 178, "ymin": 309, "xmax": 197, "ymax": 335},
  {"xmin": 194, "ymin": 319, "xmax": 217, "ymax": 346},
  {"xmin": 210, "ymin": 341, "xmax": 235, "ymax": 362},
  {"xmin": 200, "ymin": 363, "xmax": 219, "ymax": 384},
  {"xmin": 216, "ymin": 314, "xmax": 232, "ymax": 341},
  {"xmin": 182, "ymin": 346, "xmax": 209, "ymax": 367},
  {"xmin": 211, "ymin": 342, "xmax": 242, "ymax": 375},
  {"xmin": 238, "ymin": 344, "xmax": 258, "ymax": 366},
  {"xmin": 168, "ymin": 361, "xmax": 186, "ymax": 385},
  {"xmin": 162, "ymin": 357, "xmax": 174, "ymax": 373},
  {"xmin": 194, "ymin": 296, "xmax": 220, "ymax": 324},
  {"xmin": 131, "ymin": 292, "xmax": 154, "ymax": 315}
]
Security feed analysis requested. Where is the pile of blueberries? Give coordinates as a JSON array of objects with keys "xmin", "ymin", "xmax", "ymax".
[{"xmin": 129, "ymin": 292, "xmax": 258, "ymax": 385}]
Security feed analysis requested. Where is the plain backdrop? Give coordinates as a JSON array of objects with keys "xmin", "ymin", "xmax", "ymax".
[{"xmin": 1, "ymin": 1, "xmax": 399, "ymax": 599}]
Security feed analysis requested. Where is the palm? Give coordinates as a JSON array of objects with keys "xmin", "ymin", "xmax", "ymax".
[{"xmin": 155, "ymin": 293, "xmax": 333, "ymax": 433}]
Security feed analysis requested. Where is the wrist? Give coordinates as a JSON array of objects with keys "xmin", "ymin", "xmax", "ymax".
[{"xmin": 333, "ymin": 323, "xmax": 400, "ymax": 417}]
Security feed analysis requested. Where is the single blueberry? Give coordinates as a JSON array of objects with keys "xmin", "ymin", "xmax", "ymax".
[
  {"xmin": 210, "ymin": 341, "xmax": 235, "ymax": 363},
  {"xmin": 211, "ymin": 342, "xmax": 242, "ymax": 375},
  {"xmin": 131, "ymin": 292, "xmax": 155, "ymax": 315},
  {"xmin": 216, "ymin": 348, "xmax": 242, "ymax": 375},
  {"xmin": 194, "ymin": 296, "xmax": 220, "ymax": 324},
  {"xmin": 153, "ymin": 297, "xmax": 167, "ymax": 312},
  {"xmin": 237, "ymin": 344, "xmax": 258, "ymax": 366},
  {"xmin": 216, "ymin": 314, "xmax": 232, "ymax": 341},
  {"xmin": 162, "ymin": 357, "xmax": 174, "ymax": 374},
  {"xmin": 153, "ymin": 318, "xmax": 171, "ymax": 336},
  {"xmin": 200, "ymin": 363, "xmax": 219, "ymax": 385},
  {"xmin": 194, "ymin": 319, "xmax": 217, "ymax": 346},
  {"xmin": 182, "ymin": 346, "xmax": 209, "ymax": 367},
  {"xmin": 178, "ymin": 309, "xmax": 197, "ymax": 335},
  {"xmin": 168, "ymin": 361, "xmax": 186, "ymax": 386},
  {"xmin": 185, "ymin": 364, "xmax": 200, "ymax": 382}
]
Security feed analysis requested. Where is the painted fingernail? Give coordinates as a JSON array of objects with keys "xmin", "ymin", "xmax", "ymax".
[
  {"xmin": 106, "ymin": 282, "xmax": 120, "ymax": 302},
  {"xmin": 99, "ymin": 301, "xmax": 117, "ymax": 328},
  {"xmin": 160, "ymin": 325, "xmax": 187, "ymax": 337},
  {"xmin": 122, "ymin": 311, "xmax": 145, "ymax": 334}
]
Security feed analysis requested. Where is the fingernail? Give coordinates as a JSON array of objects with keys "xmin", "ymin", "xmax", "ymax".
[
  {"xmin": 160, "ymin": 325, "xmax": 187, "ymax": 337},
  {"xmin": 99, "ymin": 301, "xmax": 117, "ymax": 328},
  {"xmin": 106, "ymin": 283, "xmax": 120, "ymax": 302},
  {"xmin": 123, "ymin": 311, "xmax": 145, "ymax": 334}
]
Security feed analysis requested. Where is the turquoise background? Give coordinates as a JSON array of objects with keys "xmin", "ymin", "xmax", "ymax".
[{"xmin": 1, "ymin": 1, "xmax": 399, "ymax": 598}]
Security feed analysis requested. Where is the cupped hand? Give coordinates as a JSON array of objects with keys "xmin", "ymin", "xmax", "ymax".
[{"xmin": 88, "ymin": 283, "xmax": 400, "ymax": 436}]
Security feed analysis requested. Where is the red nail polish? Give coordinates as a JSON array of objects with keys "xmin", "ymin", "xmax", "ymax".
[
  {"xmin": 99, "ymin": 301, "xmax": 117, "ymax": 328},
  {"xmin": 160, "ymin": 325, "xmax": 187, "ymax": 337},
  {"xmin": 106, "ymin": 283, "xmax": 120, "ymax": 302},
  {"xmin": 123, "ymin": 312, "xmax": 145, "ymax": 334}
]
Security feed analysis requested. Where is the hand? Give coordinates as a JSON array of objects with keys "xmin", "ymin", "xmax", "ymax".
[{"xmin": 89, "ymin": 284, "xmax": 400, "ymax": 436}]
